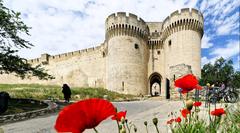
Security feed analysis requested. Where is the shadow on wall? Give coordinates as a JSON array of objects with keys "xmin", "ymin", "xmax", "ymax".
[{"xmin": 65, "ymin": 69, "xmax": 88, "ymax": 87}]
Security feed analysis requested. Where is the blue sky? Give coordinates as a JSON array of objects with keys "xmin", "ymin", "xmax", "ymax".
[{"xmin": 3, "ymin": 0, "xmax": 240, "ymax": 70}]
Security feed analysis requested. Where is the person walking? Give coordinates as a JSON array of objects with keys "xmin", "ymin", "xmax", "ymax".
[{"xmin": 62, "ymin": 84, "xmax": 71, "ymax": 103}]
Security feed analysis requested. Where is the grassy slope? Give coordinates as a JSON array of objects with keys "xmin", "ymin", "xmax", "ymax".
[{"xmin": 0, "ymin": 84, "xmax": 136, "ymax": 101}]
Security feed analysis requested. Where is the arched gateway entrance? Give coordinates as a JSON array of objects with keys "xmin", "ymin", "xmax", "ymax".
[{"xmin": 149, "ymin": 72, "xmax": 162, "ymax": 96}]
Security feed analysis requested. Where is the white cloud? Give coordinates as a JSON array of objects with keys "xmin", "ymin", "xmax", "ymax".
[
  {"xmin": 3, "ymin": 0, "xmax": 198, "ymax": 59},
  {"xmin": 199, "ymin": 0, "xmax": 207, "ymax": 12},
  {"xmin": 201, "ymin": 40, "xmax": 240, "ymax": 67},
  {"xmin": 201, "ymin": 56, "xmax": 210, "ymax": 67},
  {"xmin": 216, "ymin": 12, "xmax": 239, "ymax": 35},
  {"xmin": 200, "ymin": 0, "xmax": 240, "ymax": 36},
  {"xmin": 222, "ymin": 0, "xmax": 240, "ymax": 14},
  {"xmin": 201, "ymin": 35, "xmax": 213, "ymax": 48},
  {"xmin": 201, "ymin": 40, "xmax": 240, "ymax": 70},
  {"xmin": 210, "ymin": 40, "xmax": 239, "ymax": 60},
  {"xmin": 233, "ymin": 61, "xmax": 240, "ymax": 71}
]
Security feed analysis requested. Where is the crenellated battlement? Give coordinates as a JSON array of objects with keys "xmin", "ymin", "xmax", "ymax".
[
  {"xmin": 162, "ymin": 8, "xmax": 204, "ymax": 40},
  {"xmin": 105, "ymin": 12, "xmax": 150, "ymax": 40},
  {"xmin": 148, "ymin": 39, "xmax": 163, "ymax": 49},
  {"xmin": 28, "ymin": 44, "xmax": 105, "ymax": 65}
]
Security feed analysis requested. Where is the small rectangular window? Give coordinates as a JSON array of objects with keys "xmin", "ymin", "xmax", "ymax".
[
  {"xmin": 168, "ymin": 40, "xmax": 172, "ymax": 46},
  {"xmin": 122, "ymin": 81, "xmax": 124, "ymax": 91},
  {"xmin": 135, "ymin": 43, "xmax": 139, "ymax": 49}
]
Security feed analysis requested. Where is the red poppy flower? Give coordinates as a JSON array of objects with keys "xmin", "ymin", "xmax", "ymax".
[
  {"xmin": 55, "ymin": 98, "xmax": 116, "ymax": 133},
  {"xmin": 195, "ymin": 84, "xmax": 203, "ymax": 90},
  {"xmin": 111, "ymin": 111, "xmax": 127, "ymax": 121},
  {"xmin": 193, "ymin": 101, "xmax": 202, "ymax": 107},
  {"xmin": 174, "ymin": 74, "xmax": 198, "ymax": 93},
  {"xmin": 211, "ymin": 108, "xmax": 225, "ymax": 116},
  {"xmin": 175, "ymin": 117, "xmax": 181, "ymax": 123},
  {"xmin": 167, "ymin": 118, "xmax": 174, "ymax": 124},
  {"xmin": 181, "ymin": 109, "xmax": 191, "ymax": 118}
]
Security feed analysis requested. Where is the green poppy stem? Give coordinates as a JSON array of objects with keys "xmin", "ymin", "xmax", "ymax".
[
  {"xmin": 126, "ymin": 122, "xmax": 131, "ymax": 133},
  {"xmin": 116, "ymin": 121, "xmax": 120, "ymax": 133},
  {"xmin": 208, "ymin": 102, "xmax": 211, "ymax": 122},
  {"xmin": 93, "ymin": 127, "xmax": 99, "ymax": 133},
  {"xmin": 154, "ymin": 125, "xmax": 160, "ymax": 133},
  {"xmin": 145, "ymin": 125, "xmax": 149, "ymax": 133},
  {"xmin": 182, "ymin": 96, "xmax": 186, "ymax": 107},
  {"xmin": 189, "ymin": 111, "xmax": 191, "ymax": 124},
  {"xmin": 208, "ymin": 102, "xmax": 212, "ymax": 132},
  {"xmin": 178, "ymin": 122, "xmax": 184, "ymax": 132}
]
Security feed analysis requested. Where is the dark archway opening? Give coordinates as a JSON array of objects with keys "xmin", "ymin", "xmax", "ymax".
[{"xmin": 149, "ymin": 73, "xmax": 161, "ymax": 97}]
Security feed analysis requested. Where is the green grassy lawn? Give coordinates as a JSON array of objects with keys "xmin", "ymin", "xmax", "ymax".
[{"xmin": 0, "ymin": 84, "xmax": 136, "ymax": 101}]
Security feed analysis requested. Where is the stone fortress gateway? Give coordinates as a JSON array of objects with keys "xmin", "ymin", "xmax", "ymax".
[{"xmin": 0, "ymin": 8, "xmax": 203, "ymax": 98}]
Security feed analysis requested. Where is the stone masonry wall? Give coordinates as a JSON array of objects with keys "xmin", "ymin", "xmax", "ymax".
[{"xmin": 105, "ymin": 12, "xmax": 149, "ymax": 95}]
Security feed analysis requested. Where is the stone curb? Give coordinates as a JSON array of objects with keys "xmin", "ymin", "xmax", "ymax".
[{"xmin": 0, "ymin": 99, "xmax": 58, "ymax": 125}]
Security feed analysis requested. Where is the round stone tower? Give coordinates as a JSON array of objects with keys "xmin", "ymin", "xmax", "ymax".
[
  {"xmin": 162, "ymin": 8, "xmax": 204, "ymax": 78},
  {"xmin": 105, "ymin": 12, "xmax": 150, "ymax": 95}
]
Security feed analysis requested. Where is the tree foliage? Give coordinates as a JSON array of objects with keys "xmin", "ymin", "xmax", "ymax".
[
  {"xmin": 201, "ymin": 57, "xmax": 239, "ymax": 88},
  {"xmin": 0, "ymin": 0, "xmax": 53, "ymax": 80},
  {"xmin": 231, "ymin": 71, "xmax": 240, "ymax": 89}
]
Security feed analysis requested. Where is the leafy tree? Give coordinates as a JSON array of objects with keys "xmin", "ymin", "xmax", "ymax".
[
  {"xmin": 201, "ymin": 57, "xmax": 235, "ymax": 87},
  {"xmin": 201, "ymin": 63, "xmax": 216, "ymax": 85},
  {"xmin": 231, "ymin": 71, "xmax": 240, "ymax": 89},
  {"xmin": 0, "ymin": 0, "xmax": 53, "ymax": 79}
]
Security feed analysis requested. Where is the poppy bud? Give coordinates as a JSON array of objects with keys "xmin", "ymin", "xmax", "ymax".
[
  {"xmin": 224, "ymin": 104, "xmax": 228, "ymax": 108},
  {"xmin": 119, "ymin": 125, "xmax": 122, "ymax": 130},
  {"xmin": 186, "ymin": 99, "xmax": 193, "ymax": 111},
  {"xmin": 152, "ymin": 118, "xmax": 158, "ymax": 125},
  {"xmin": 144, "ymin": 121, "xmax": 148, "ymax": 126},
  {"xmin": 134, "ymin": 127, "xmax": 137, "ymax": 132},
  {"xmin": 121, "ymin": 128, "xmax": 126, "ymax": 133},
  {"xmin": 206, "ymin": 83, "xmax": 210, "ymax": 87},
  {"xmin": 125, "ymin": 119, "xmax": 128, "ymax": 123},
  {"xmin": 121, "ymin": 117, "xmax": 125, "ymax": 124},
  {"xmin": 196, "ymin": 108, "xmax": 200, "ymax": 112}
]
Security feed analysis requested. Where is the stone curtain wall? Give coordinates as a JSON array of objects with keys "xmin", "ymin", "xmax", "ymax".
[{"xmin": 0, "ymin": 44, "xmax": 106, "ymax": 88}]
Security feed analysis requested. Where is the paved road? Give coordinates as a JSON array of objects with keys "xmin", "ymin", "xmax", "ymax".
[{"xmin": 0, "ymin": 100, "xmax": 183, "ymax": 133}]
